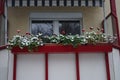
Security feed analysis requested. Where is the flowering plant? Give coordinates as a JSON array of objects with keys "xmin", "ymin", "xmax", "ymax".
[
  {"xmin": 8, "ymin": 31, "xmax": 43, "ymax": 51},
  {"xmin": 47, "ymin": 27, "xmax": 116, "ymax": 47},
  {"xmin": 8, "ymin": 27, "xmax": 116, "ymax": 51}
]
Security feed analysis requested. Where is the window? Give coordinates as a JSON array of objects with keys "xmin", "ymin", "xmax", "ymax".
[
  {"xmin": 30, "ymin": 12, "xmax": 83, "ymax": 36},
  {"xmin": 59, "ymin": 21, "xmax": 81, "ymax": 35},
  {"xmin": 0, "ymin": 2, "xmax": 7, "ymax": 46},
  {"xmin": 32, "ymin": 21, "xmax": 53, "ymax": 36},
  {"xmin": 31, "ymin": 20, "xmax": 81, "ymax": 36},
  {"xmin": 0, "ymin": 15, "xmax": 5, "ymax": 46}
]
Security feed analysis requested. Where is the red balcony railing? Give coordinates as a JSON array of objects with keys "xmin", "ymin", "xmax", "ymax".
[
  {"xmin": 0, "ymin": 45, "xmax": 6, "ymax": 50},
  {"xmin": 102, "ymin": 13, "xmax": 120, "ymax": 50},
  {"xmin": 11, "ymin": 44, "xmax": 112, "ymax": 54}
]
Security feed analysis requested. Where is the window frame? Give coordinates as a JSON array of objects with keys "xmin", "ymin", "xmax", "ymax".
[{"xmin": 30, "ymin": 12, "xmax": 83, "ymax": 35}]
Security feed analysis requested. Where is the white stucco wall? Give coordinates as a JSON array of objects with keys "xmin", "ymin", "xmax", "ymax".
[{"xmin": 8, "ymin": 7, "xmax": 104, "ymax": 38}]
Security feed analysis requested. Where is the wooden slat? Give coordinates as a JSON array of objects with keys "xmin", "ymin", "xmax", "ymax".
[{"xmin": 8, "ymin": 0, "xmax": 103, "ymax": 7}]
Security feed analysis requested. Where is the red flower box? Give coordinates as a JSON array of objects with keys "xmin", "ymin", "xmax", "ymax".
[{"xmin": 11, "ymin": 43, "xmax": 112, "ymax": 54}]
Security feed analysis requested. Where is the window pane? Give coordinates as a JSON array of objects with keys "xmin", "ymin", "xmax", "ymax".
[
  {"xmin": 59, "ymin": 21, "xmax": 81, "ymax": 35},
  {"xmin": 31, "ymin": 21, "xmax": 53, "ymax": 36},
  {"xmin": 0, "ymin": 16, "xmax": 5, "ymax": 46}
]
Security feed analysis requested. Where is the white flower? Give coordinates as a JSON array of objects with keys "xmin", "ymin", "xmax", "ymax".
[
  {"xmin": 22, "ymin": 38, "xmax": 28, "ymax": 43},
  {"xmin": 40, "ymin": 43, "xmax": 44, "ymax": 46},
  {"xmin": 8, "ymin": 30, "xmax": 116, "ymax": 51},
  {"xmin": 31, "ymin": 37, "xmax": 39, "ymax": 41}
]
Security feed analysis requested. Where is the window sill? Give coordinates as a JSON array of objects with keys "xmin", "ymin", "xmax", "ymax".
[{"xmin": 11, "ymin": 43, "xmax": 112, "ymax": 54}]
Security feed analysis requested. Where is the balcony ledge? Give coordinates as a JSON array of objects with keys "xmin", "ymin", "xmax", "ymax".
[{"xmin": 11, "ymin": 43, "xmax": 112, "ymax": 54}]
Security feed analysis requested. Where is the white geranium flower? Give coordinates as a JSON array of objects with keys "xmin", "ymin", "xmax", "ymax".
[
  {"xmin": 22, "ymin": 38, "xmax": 28, "ymax": 43},
  {"xmin": 31, "ymin": 37, "xmax": 39, "ymax": 41},
  {"xmin": 21, "ymin": 42, "xmax": 25, "ymax": 45},
  {"xmin": 40, "ymin": 43, "xmax": 44, "ymax": 46},
  {"xmin": 8, "ymin": 29, "xmax": 116, "ymax": 51}
]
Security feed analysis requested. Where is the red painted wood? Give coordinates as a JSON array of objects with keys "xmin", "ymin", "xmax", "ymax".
[
  {"xmin": 110, "ymin": 0, "xmax": 117, "ymax": 16},
  {"xmin": 105, "ymin": 13, "xmax": 112, "ymax": 19},
  {"xmin": 113, "ymin": 44, "xmax": 120, "ymax": 50},
  {"xmin": 102, "ymin": 0, "xmax": 120, "ymax": 46},
  {"xmin": 112, "ymin": 13, "xmax": 120, "ymax": 45},
  {"xmin": 0, "ymin": 45, "xmax": 6, "ymax": 50},
  {"xmin": 45, "ymin": 54, "xmax": 48, "ymax": 80},
  {"xmin": 11, "ymin": 44, "xmax": 112, "ymax": 54},
  {"xmin": 110, "ymin": 0, "xmax": 120, "ymax": 45},
  {"xmin": 102, "ymin": 13, "xmax": 112, "ymax": 30},
  {"xmin": 102, "ymin": 13, "xmax": 112, "ymax": 25},
  {"xmin": 105, "ymin": 53, "xmax": 111, "ymax": 80},
  {"xmin": 13, "ymin": 55, "xmax": 17, "ymax": 80},
  {"xmin": 76, "ymin": 53, "xmax": 80, "ymax": 80},
  {"xmin": 0, "ymin": 0, "xmax": 4, "ymax": 15}
]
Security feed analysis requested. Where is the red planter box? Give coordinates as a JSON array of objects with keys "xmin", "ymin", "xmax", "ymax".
[{"xmin": 11, "ymin": 43, "xmax": 112, "ymax": 54}]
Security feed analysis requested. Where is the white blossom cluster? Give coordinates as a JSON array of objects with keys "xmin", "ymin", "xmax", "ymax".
[
  {"xmin": 8, "ymin": 34, "xmax": 43, "ymax": 50},
  {"xmin": 8, "ymin": 31, "xmax": 117, "ymax": 50}
]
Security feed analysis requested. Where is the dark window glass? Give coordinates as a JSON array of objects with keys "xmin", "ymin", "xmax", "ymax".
[
  {"xmin": 31, "ymin": 21, "xmax": 53, "ymax": 36},
  {"xmin": 59, "ymin": 21, "xmax": 81, "ymax": 35},
  {"xmin": 0, "ymin": 16, "xmax": 5, "ymax": 46}
]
